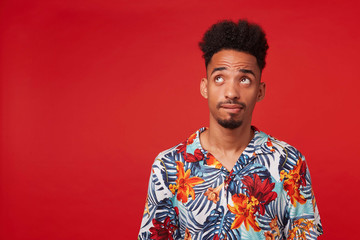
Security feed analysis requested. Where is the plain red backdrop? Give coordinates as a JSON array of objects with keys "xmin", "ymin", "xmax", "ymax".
[{"xmin": 1, "ymin": 0, "xmax": 359, "ymax": 239}]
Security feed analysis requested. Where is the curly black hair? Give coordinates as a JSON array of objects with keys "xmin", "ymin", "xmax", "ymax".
[{"xmin": 199, "ymin": 19, "xmax": 269, "ymax": 71}]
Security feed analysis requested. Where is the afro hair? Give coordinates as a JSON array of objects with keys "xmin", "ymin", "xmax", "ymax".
[{"xmin": 199, "ymin": 19, "xmax": 269, "ymax": 71}]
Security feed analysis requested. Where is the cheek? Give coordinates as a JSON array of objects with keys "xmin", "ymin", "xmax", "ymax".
[
  {"xmin": 246, "ymin": 94, "xmax": 260, "ymax": 108},
  {"xmin": 207, "ymin": 96, "xmax": 216, "ymax": 109},
  {"xmin": 207, "ymin": 92, "xmax": 221, "ymax": 111}
]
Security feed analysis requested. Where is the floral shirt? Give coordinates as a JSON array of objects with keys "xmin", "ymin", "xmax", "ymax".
[{"xmin": 138, "ymin": 127, "xmax": 323, "ymax": 240}]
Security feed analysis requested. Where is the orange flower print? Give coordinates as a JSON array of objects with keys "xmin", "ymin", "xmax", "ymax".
[
  {"xmin": 204, "ymin": 183, "xmax": 224, "ymax": 204},
  {"xmin": 227, "ymin": 194, "xmax": 261, "ymax": 232},
  {"xmin": 269, "ymin": 216, "xmax": 280, "ymax": 236},
  {"xmin": 169, "ymin": 161, "xmax": 205, "ymax": 203},
  {"xmin": 280, "ymin": 157, "xmax": 307, "ymax": 207},
  {"xmin": 206, "ymin": 153, "xmax": 222, "ymax": 169},
  {"xmin": 184, "ymin": 228, "xmax": 192, "ymax": 240},
  {"xmin": 264, "ymin": 231, "xmax": 275, "ymax": 240},
  {"xmin": 287, "ymin": 219, "xmax": 314, "ymax": 240}
]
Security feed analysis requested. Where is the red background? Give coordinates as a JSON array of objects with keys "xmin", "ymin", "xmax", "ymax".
[{"xmin": 1, "ymin": 0, "xmax": 359, "ymax": 239}]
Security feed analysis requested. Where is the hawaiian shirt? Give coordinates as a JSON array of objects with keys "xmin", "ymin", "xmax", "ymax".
[{"xmin": 138, "ymin": 127, "xmax": 323, "ymax": 240}]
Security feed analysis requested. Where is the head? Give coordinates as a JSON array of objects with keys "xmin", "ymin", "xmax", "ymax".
[{"xmin": 199, "ymin": 19, "xmax": 268, "ymax": 129}]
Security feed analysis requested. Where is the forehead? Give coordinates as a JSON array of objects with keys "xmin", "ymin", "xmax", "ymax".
[{"xmin": 207, "ymin": 49, "xmax": 260, "ymax": 75}]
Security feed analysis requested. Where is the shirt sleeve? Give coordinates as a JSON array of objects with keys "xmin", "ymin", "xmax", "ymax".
[
  {"xmin": 283, "ymin": 154, "xmax": 323, "ymax": 239},
  {"xmin": 138, "ymin": 156, "xmax": 180, "ymax": 240}
]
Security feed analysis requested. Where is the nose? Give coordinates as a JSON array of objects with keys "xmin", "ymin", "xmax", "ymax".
[{"xmin": 224, "ymin": 80, "xmax": 240, "ymax": 100}]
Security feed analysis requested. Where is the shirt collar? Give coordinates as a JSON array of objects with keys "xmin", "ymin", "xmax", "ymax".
[{"xmin": 186, "ymin": 126, "xmax": 275, "ymax": 158}]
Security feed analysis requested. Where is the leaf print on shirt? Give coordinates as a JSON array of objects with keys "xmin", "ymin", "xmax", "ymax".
[
  {"xmin": 280, "ymin": 157, "xmax": 307, "ymax": 207},
  {"xmin": 169, "ymin": 161, "xmax": 205, "ymax": 203}
]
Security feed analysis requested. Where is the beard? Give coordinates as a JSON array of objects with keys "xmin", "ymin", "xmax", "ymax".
[
  {"xmin": 216, "ymin": 116, "xmax": 243, "ymax": 129},
  {"xmin": 215, "ymin": 100, "xmax": 245, "ymax": 129}
]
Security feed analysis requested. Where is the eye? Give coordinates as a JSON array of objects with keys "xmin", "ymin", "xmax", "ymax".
[
  {"xmin": 214, "ymin": 76, "xmax": 224, "ymax": 83},
  {"xmin": 240, "ymin": 77, "xmax": 251, "ymax": 85}
]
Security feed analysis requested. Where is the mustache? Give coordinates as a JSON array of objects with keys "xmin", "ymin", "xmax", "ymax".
[{"xmin": 216, "ymin": 100, "xmax": 246, "ymax": 109}]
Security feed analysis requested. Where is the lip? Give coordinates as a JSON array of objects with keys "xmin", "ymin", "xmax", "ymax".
[
  {"xmin": 220, "ymin": 104, "xmax": 243, "ymax": 113},
  {"xmin": 220, "ymin": 104, "xmax": 243, "ymax": 109}
]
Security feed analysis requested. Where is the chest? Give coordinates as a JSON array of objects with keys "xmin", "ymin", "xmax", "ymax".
[{"xmin": 172, "ymin": 161, "xmax": 285, "ymax": 240}]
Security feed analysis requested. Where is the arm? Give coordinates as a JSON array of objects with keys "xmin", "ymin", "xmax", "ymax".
[
  {"xmin": 138, "ymin": 156, "xmax": 180, "ymax": 240},
  {"xmin": 281, "ymin": 154, "xmax": 323, "ymax": 239}
]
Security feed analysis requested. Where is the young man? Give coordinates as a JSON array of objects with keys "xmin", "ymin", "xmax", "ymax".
[{"xmin": 138, "ymin": 19, "xmax": 323, "ymax": 240}]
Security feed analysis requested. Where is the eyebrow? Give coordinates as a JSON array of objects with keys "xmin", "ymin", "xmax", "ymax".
[{"xmin": 210, "ymin": 67, "xmax": 256, "ymax": 77}]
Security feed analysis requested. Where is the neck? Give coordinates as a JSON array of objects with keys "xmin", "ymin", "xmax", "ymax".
[{"xmin": 202, "ymin": 117, "xmax": 254, "ymax": 154}]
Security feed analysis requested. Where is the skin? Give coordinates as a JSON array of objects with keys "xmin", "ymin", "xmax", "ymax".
[{"xmin": 199, "ymin": 49, "xmax": 266, "ymax": 171}]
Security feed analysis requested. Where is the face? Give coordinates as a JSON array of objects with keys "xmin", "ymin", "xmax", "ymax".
[{"xmin": 200, "ymin": 49, "xmax": 265, "ymax": 129}]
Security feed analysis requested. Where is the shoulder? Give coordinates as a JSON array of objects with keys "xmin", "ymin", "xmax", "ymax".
[
  {"xmin": 253, "ymin": 128, "xmax": 308, "ymax": 179},
  {"xmin": 270, "ymin": 135, "xmax": 303, "ymax": 157},
  {"xmin": 150, "ymin": 134, "xmax": 191, "ymax": 173},
  {"xmin": 254, "ymin": 128, "xmax": 304, "ymax": 158},
  {"xmin": 152, "ymin": 128, "xmax": 204, "ymax": 168}
]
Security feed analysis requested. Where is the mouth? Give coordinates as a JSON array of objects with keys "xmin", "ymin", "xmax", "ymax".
[{"xmin": 220, "ymin": 104, "xmax": 243, "ymax": 113}]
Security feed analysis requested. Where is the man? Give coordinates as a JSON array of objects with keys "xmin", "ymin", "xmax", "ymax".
[{"xmin": 138, "ymin": 19, "xmax": 323, "ymax": 240}]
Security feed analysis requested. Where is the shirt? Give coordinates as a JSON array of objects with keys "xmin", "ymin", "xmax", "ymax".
[{"xmin": 138, "ymin": 127, "xmax": 323, "ymax": 240}]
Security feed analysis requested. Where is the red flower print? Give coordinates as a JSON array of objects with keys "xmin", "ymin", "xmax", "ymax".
[
  {"xmin": 185, "ymin": 148, "xmax": 204, "ymax": 162},
  {"xmin": 176, "ymin": 141, "xmax": 187, "ymax": 155},
  {"xmin": 176, "ymin": 141, "xmax": 204, "ymax": 163},
  {"xmin": 149, "ymin": 216, "xmax": 177, "ymax": 240},
  {"xmin": 241, "ymin": 174, "xmax": 277, "ymax": 215}
]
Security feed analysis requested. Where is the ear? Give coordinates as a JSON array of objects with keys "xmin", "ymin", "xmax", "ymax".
[
  {"xmin": 200, "ymin": 78, "xmax": 208, "ymax": 99},
  {"xmin": 256, "ymin": 82, "xmax": 266, "ymax": 102}
]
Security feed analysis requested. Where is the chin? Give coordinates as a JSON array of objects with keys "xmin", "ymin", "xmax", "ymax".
[{"xmin": 217, "ymin": 118, "xmax": 243, "ymax": 129}]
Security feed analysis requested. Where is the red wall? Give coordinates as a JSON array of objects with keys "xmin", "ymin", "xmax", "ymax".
[{"xmin": 1, "ymin": 0, "xmax": 359, "ymax": 239}]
